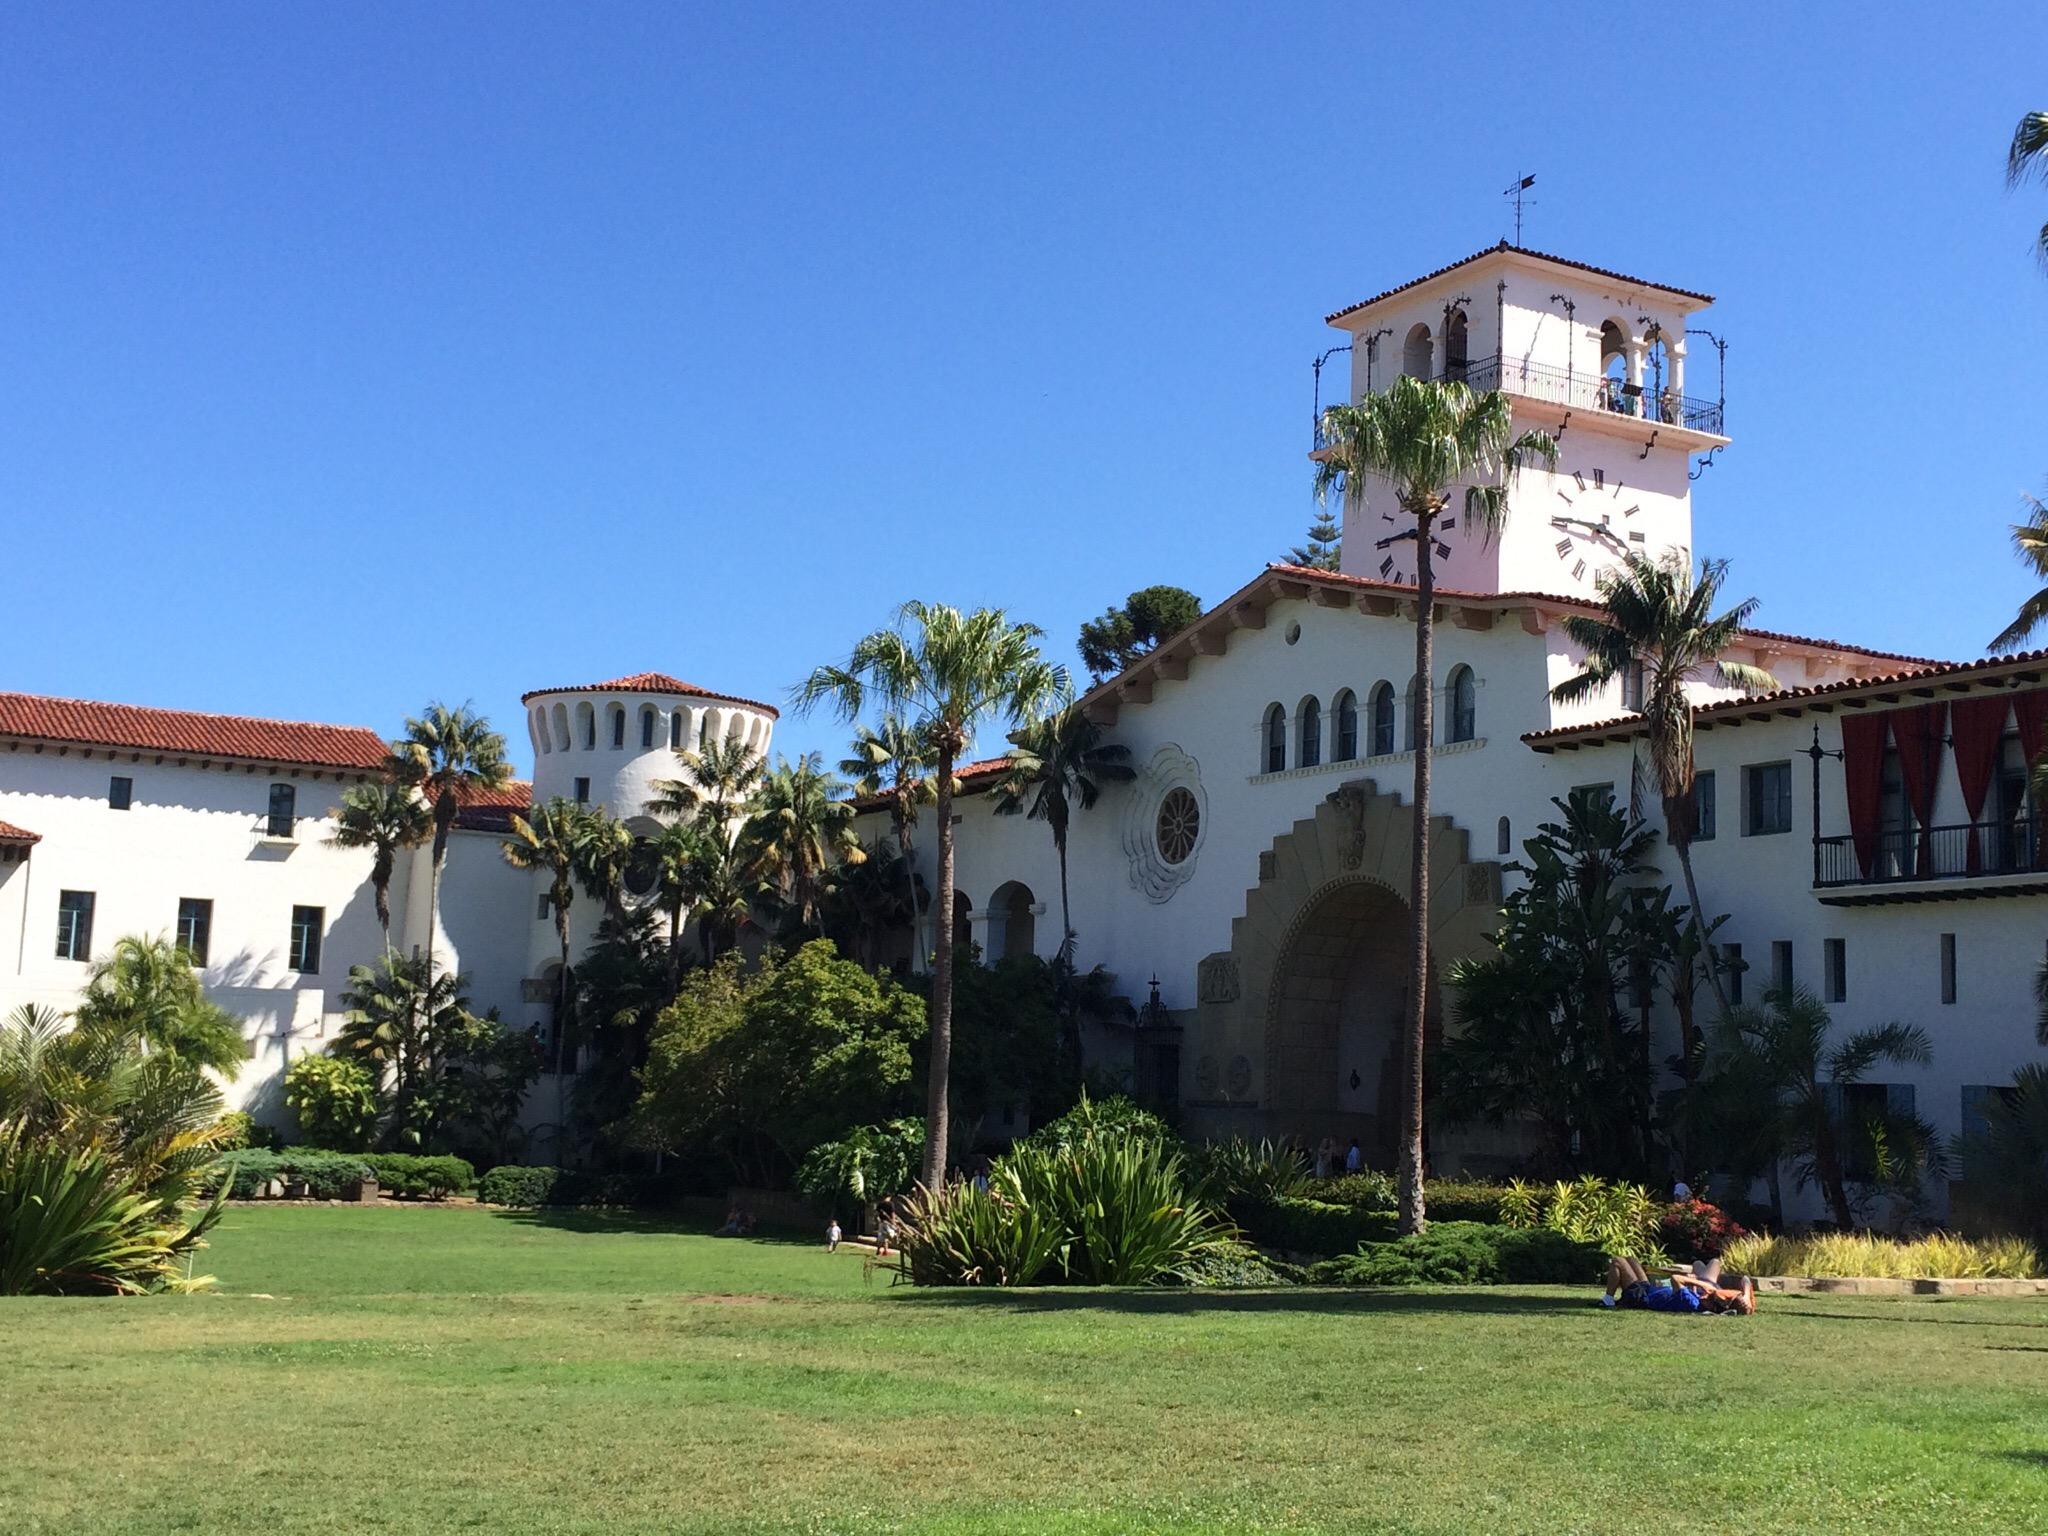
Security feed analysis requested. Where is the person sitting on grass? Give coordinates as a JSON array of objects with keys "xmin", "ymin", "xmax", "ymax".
[{"xmin": 1601, "ymin": 1255, "xmax": 1755, "ymax": 1315}]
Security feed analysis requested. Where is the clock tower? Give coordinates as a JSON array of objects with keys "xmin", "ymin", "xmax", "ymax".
[{"xmin": 1320, "ymin": 244, "xmax": 1727, "ymax": 597}]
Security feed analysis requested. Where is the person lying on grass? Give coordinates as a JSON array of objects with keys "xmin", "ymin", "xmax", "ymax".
[{"xmin": 1601, "ymin": 1255, "xmax": 1756, "ymax": 1315}]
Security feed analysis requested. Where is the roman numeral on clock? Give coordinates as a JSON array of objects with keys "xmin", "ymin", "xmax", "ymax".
[
  {"xmin": 1434, "ymin": 540, "xmax": 1451, "ymax": 559},
  {"xmin": 1556, "ymin": 539, "xmax": 1573, "ymax": 558},
  {"xmin": 1622, "ymin": 504, "xmax": 1640, "ymax": 518},
  {"xmin": 1572, "ymin": 559, "xmax": 1587, "ymax": 580},
  {"xmin": 1573, "ymin": 471, "xmax": 1587, "ymax": 492},
  {"xmin": 1380, "ymin": 555, "xmax": 1395, "ymax": 577},
  {"xmin": 1594, "ymin": 468, "xmax": 1605, "ymax": 490}
]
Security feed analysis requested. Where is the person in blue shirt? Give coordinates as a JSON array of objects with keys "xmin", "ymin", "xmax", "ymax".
[{"xmin": 1601, "ymin": 1254, "xmax": 1754, "ymax": 1315}]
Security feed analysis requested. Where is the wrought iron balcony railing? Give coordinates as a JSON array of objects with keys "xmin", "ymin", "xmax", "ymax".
[
  {"xmin": 1815, "ymin": 819, "xmax": 2042, "ymax": 888},
  {"xmin": 1313, "ymin": 352, "xmax": 1725, "ymax": 447}
]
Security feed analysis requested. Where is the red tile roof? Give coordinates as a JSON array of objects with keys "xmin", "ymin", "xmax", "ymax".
[
  {"xmin": 0, "ymin": 692, "xmax": 389, "ymax": 772},
  {"xmin": 1523, "ymin": 648, "xmax": 2048, "ymax": 750},
  {"xmin": 452, "ymin": 779, "xmax": 533, "ymax": 832},
  {"xmin": 1260, "ymin": 564, "xmax": 1942, "ymax": 667},
  {"xmin": 520, "ymin": 671, "xmax": 780, "ymax": 719},
  {"xmin": 849, "ymin": 756, "xmax": 1012, "ymax": 814},
  {"xmin": 1325, "ymin": 242, "xmax": 1714, "ymax": 326},
  {"xmin": 0, "ymin": 819, "xmax": 40, "ymax": 847}
]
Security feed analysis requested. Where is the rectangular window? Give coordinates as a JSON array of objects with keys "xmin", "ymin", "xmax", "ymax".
[
  {"xmin": 1834, "ymin": 1081, "xmax": 1907, "ymax": 1181},
  {"xmin": 1573, "ymin": 782, "xmax": 1616, "ymax": 811},
  {"xmin": 1721, "ymin": 942, "xmax": 1743, "ymax": 1006},
  {"xmin": 611, "ymin": 710, "xmax": 625, "ymax": 749},
  {"xmin": 537, "ymin": 893, "xmax": 551, "ymax": 921},
  {"xmin": 176, "ymin": 897, "xmax": 213, "ymax": 967},
  {"xmin": 1939, "ymin": 932, "xmax": 1957, "ymax": 1005},
  {"xmin": 1961, "ymin": 1083, "xmax": 2020, "ymax": 1142},
  {"xmin": 108, "ymin": 774, "xmax": 133, "ymax": 810},
  {"xmin": 1771, "ymin": 940, "xmax": 1793, "ymax": 995},
  {"xmin": 1621, "ymin": 662, "xmax": 1645, "ymax": 712},
  {"xmin": 1692, "ymin": 771, "xmax": 1716, "ymax": 842},
  {"xmin": 573, "ymin": 777, "xmax": 590, "ymax": 805},
  {"xmin": 267, "ymin": 782, "xmax": 297, "ymax": 838},
  {"xmin": 1743, "ymin": 761, "xmax": 1792, "ymax": 836},
  {"xmin": 55, "ymin": 890, "xmax": 95, "ymax": 962},
  {"xmin": 289, "ymin": 905, "xmax": 324, "ymax": 974},
  {"xmin": 1824, "ymin": 938, "xmax": 1846, "ymax": 1004}
]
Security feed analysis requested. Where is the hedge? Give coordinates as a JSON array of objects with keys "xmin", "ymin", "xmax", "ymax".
[
  {"xmin": 477, "ymin": 1165, "xmax": 658, "ymax": 1208},
  {"xmin": 1306, "ymin": 1222, "xmax": 1604, "ymax": 1286},
  {"xmin": 357, "ymin": 1154, "xmax": 474, "ymax": 1200},
  {"xmin": 1303, "ymin": 1175, "xmax": 1506, "ymax": 1224},
  {"xmin": 1229, "ymin": 1195, "xmax": 1397, "ymax": 1255},
  {"xmin": 208, "ymin": 1149, "xmax": 373, "ymax": 1200}
]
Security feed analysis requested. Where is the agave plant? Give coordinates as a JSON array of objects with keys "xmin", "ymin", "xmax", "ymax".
[
  {"xmin": 0, "ymin": 1128, "xmax": 226, "ymax": 1295},
  {"xmin": 1006, "ymin": 1137, "xmax": 1231, "ymax": 1287},
  {"xmin": 894, "ymin": 1171, "xmax": 1070, "ymax": 1287}
]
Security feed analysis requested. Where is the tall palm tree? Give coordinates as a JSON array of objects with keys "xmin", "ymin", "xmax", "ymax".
[
  {"xmin": 686, "ymin": 824, "xmax": 755, "ymax": 965},
  {"xmin": 335, "ymin": 953, "xmax": 476, "ymax": 1148},
  {"xmin": 991, "ymin": 702, "xmax": 1134, "ymax": 957},
  {"xmin": 76, "ymin": 934, "xmax": 245, "ymax": 1076},
  {"xmin": 2008, "ymin": 109, "xmax": 2048, "ymax": 266},
  {"xmin": 1314, "ymin": 374, "xmax": 1556, "ymax": 1235},
  {"xmin": 1989, "ymin": 492, "xmax": 2048, "ymax": 652},
  {"xmin": 796, "ymin": 601, "xmax": 1069, "ymax": 1188},
  {"xmin": 646, "ymin": 736, "xmax": 765, "ymax": 827},
  {"xmin": 388, "ymin": 703, "xmax": 511, "ymax": 995},
  {"xmin": 1705, "ymin": 986, "xmax": 1934, "ymax": 1230},
  {"xmin": 572, "ymin": 807, "xmax": 635, "ymax": 925},
  {"xmin": 327, "ymin": 779, "xmax": 432, "ymax": 950},
  {"xmin": 1551, "ymin": 551, "xmax": 1777, "ymax": 1018},
  {"xmin": 742, "ymin": 753, "xmax": 863, "ymax": 938},
  {"xmin": 840, "ymin": 715, "xmax": 936, "ymax": 971},
  {"xmin": 501, "ymin": 797, "xmax": 584, "ymax": 1014}
]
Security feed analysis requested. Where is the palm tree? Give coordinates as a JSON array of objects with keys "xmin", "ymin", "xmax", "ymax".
[
  {"xmin": 388, "ymin": 703, "xmax": 511, "ymax": 994},
  {"xmin": 686, "ymin": 824, "xmax": 755, "ymax": 965},
  {"xmin": 2008, "ymin": 109, "xmax": 2048, "ymax": 266},
  {"xmin": 502, "ymin": 797, "xmax": 585, "ymax": 1017},
  {"xmin": 840, "ymin": 715, "xmax": 936, "ymax": 971},
  {"xmin": 1704, "ymin": 986, "xmax": 1934, "ymax": 1230},
  {"xmin": 991, "ymin": 702, "xmax": 1134, "ymax": 957},
  {"xmin": 335, "ymin": 952, "xmax": 476, "ymax": 1147},
  {"xmin": 327, "ymin": 780, "xmax": 431, "ymax": 950},
  {"xmin": 1989, "ymin": 492, "xmax": 2048, "ymax": 652},
  {"xmin": 742, "ymin": 753, "xmax": 863, "ymax": 938},
  {"xmin": 796, "ymin": 601, "xmax": 1069, "ymax": 1188},
  {"xmin": 571, "ymin": 806, "xmax": 636, "ymax": 925},
  {"xmin": 1314, "ymin": 374, "xmax": 1556, "ymax": 1235},
  {"xmin": 646, "ymin": 736, "xmax": 765, "ymax": 828},
  {"xmin": 1551, "ymin": 551, "xmax": 1777, "ymax": 1017},
  {"xmin": 76, "ymin": 934, "xmax": 245, "ymax": 1075}
]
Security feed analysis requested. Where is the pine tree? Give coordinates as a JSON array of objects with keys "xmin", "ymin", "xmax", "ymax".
[{"xmin": 1289, "ymin": 509, "xmax": 1342, "ymax": 570}]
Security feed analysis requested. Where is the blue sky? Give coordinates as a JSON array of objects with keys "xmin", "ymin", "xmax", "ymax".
[{"xmin": 6, "ymin": 3, "xmax": 2046, "ymax": 774}]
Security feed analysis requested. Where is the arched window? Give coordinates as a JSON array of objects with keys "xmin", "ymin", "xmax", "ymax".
[
  {"xmin": 1333, "ymin": 690, "xmax": 1358, "ymax": 762},
  {"xmin": 609, "ymin": 705, "xmax": 626, "ymax": 749},
  {"xmin": 576, "ymin": 702, "xmax": 596, "ymax": 750},
  {"xmin": 1297, "ymin": 696, "xmax": 1322, "ymax": 768},
  {"xmin": 1599, "ymin": 320, "xmax": 1633, "ymax": 414},
  {"xmin": 639, "ymin": 706, "xmax": 658, "ymax": 750},
  {"xmin": 670, "ymin": 710, "xmax": 686, "ymax": 750},
  {"xmin": 1263, "ymin": 703, "xmax": 1287, "ymax": 774},
  {"xmin": 531, "ymin": 708, "xmax": 551, "ymax": 755},
  {"xmin": 1447, "ymin": 666, "xmax": 1477, "ymax": 744},
  {"xmin": 551, "ymin": 703, "xmax": 570, "ymax": 754},
  {"xmin": 1643, "ymin": 330, "xmax": 1673, "ymax": 422},
  {"xmin": 1444, "ymin": 307, "xmax": 1470, "ymax": 378},
  {"xmin": 1404, "ymin": 674, "xmax": 1427, "ymax": 752},
  {"xmin": 1368, "ymin": 682, "xmax": 1395, "ymax": 757},
  {"xmin": 1497, "ymin": 816, "xmax": 1512, "ymax": 856},
  {"xmin": 697, "ymin": 714, "xmax": 712, "ymax": 750},
  {"xmin": 988, "ymin": 881, "xmax": 1037, "ymax": 963},
  {"xmin": 1402, "ymin": 322, "xmax": 1433, "ymax": 379}
]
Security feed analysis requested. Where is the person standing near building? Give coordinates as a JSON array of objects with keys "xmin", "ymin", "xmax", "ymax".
[{"xmin": 1344, "ymin": 1139, "xmax": 1362, "ymax": 1174}]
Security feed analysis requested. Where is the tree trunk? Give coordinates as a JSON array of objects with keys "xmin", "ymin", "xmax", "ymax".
[
  {"xmin": 1399, "ymin": 499, "xmax": 1438, "ymax": 1237},
  {"xmin": 1056, "ymin": 822, "xmax": 1072, "ymax": 958},
  {"xmin": 898, "ymin": 817, "xmax": 922, "ymax": 976},
  {"xmin": 1671, "ymin": 829, "xmax": 1730, "ymax": 1017},
  {"xmin": 1811, "ymin": 1097, "xmax": 1856, "ymax": 1229},
  {"xmin": 923, "ymin": 748, "xmax": 958, "ymax": 1189}
]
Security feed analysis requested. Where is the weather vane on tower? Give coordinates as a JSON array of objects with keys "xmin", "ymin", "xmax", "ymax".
[{"xmin": 1503, "ymin": 174, "xmax": 1536, "ymax": 244}]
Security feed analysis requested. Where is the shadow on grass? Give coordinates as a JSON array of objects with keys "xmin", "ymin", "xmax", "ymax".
[
  {"xmin": 484, "ymin": 1206, "xmax": 818, "ymax": 1249},
  {"xmin": 1994, "ymin": 1449, "xmax": 2048, "ymax": 1468},
  {"xmin": 883, "ymin": 1286, "xmax": 1598, "ymax": 1319}
]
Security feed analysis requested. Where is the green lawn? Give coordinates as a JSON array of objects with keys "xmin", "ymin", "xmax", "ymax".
[{"xmin": 3, "ymin": 1206, "xmax": 2044, "ymax": 1535}]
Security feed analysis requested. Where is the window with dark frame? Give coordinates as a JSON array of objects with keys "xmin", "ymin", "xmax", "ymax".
[
  {"xmin": 1722, "ymin": 942, "xmax": 1743, "ymax": 1005},
  {"xmin": 640, "ymin": 710, "xmax": 656, "ymax": 750},
  {"xmin": 289, "ymin": 905, "xmax": 324, "ymax": 974},
  {"xmin": 1940, "ymin": 932, "xmax": 1957, "ymax": 1005},
  {"xmin": 267, "ymin": 782, "xmax": 297, "ymax": 838},
  {"xmin": 1263, "ymin": 705, "xmax": 1286, "ymax": 774},
  {"xmin": 573, "ymin": 777, "xmax": 590, "ymax": 804},
  {"xmin": 1693, "ymin": 771, "xmax": 1716, "ymax": 841},
  {"xmin": 611, "ymin": 709, "xmax": 626, "ymax": 749},
  {"xmin": 108, "ymin": 775, "xmax": 133, "ymax": 810},
  {"xmin": 537, "ymin": 893, "xmax": 551, "ymax": 921},
  {"xmin": 176, "ymin": 898, "xmax": 213, "ymax": 967},
  {"xmin": 1771, "ymin": 940, "xmax": 1793, "ymax": 995},
  {"xmin": 55, "ymin": 890, "xmax": 95, "ymax": 961},
  {"xmin": 1743, "ymin": 761, "xmax": 1792, "ymax": 836},
  {"xmin": 1334, "ymin": 691, "xmax": 1358, "ymax": 762},
  {"xmin": 1824, "ymin": 938, "xmax": 1846, "ymax": 1004}
]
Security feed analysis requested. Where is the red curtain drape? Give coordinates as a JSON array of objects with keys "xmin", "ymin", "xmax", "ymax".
[
  {"xmin": 2014, "ymin": 689, "xmax": 2048, "ymax": 867},
  {"xmin": 1891, "ymin": 701, "xmax": 1948, "ymax": 878},
  {"xmin": 1950, "ymin": 695, "xmax": 2010, "ymax": 872},
  {"xmin": 1840, "ymin": 710, "xmax": 1889, "ymax": 879}
]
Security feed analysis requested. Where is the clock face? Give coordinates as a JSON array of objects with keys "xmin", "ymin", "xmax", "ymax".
[
  {"xmin": 1549, "ymin": 465, "xmax": 1642, "ymax": 585},
  {"xmin": 1372, "ymin": 510, "xmax": 1458, "ymax": 586}
]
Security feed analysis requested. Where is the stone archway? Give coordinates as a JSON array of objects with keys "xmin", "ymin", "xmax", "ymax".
[{"xmin": 1183, "ymin": 775, "xmax": 1501, "ymax": 1160}]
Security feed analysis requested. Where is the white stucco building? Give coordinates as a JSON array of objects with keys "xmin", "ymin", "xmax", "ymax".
[{"xmin": 2, "ymin": 244, "xmax": 2040, "ymax": 1212}]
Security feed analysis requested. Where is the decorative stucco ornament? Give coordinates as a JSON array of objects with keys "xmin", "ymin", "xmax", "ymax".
[{"xmin": 1121, "ymin": 744, "xmax": 1206, "ymax": 903}]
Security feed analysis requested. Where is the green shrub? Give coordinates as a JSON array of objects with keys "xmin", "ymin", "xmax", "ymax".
[
  {"xmin": 478, "ymin": 1165, "xmax": 563, "ymax": 1207},
  {"xmin": 357, "ymin": 1153, "xmax": 473, "ymax": 1200},
  {"xmin": 1420, "ymin": 1178, "xmax": 1509, "ymax": 1224},
  {"xmin": 1306, "ymin": 1222, "xmax": 1604, "ymax": 1287},
  {"xmin": 1023, "ymin": 1089, "xmax": 1174, "ymax": 1154},
  {"xmin": 282, "ymin": 1054, "xmax": 382, "ymax": 1150},
  {"xmin": 0, "ymin": 1126, "xmax": 228, "ymax": 1295},
  {"xmin": 896, "ymin": 1175, "xmax": 1071, "ymax": 1287},
  {"xmin": 795, "ymin": 1119, "xmax": 923, "ymax": 1206},
  {"xmin": 212, "ymin": 1111, "xmax": 280, "ymax": 1153},
  {"xmin": 1170, "ymin": 1238, "xmax": 1300, "ymax": 1289},
  {"xmin": 1229, "ymin": 1194, "xmax": 1395, "ymax": 1255},
  {"xmin": 1308, "ymin": 1170, "xmax": 1399, "ymax": 1210},
  {"xmin": 1498, "ymin": 1175, "xmax": 1661, "ymax": 1258},
  {"xmin": 208, "ymin": 1149, "xmax": 373, "ymax": 1200},
  {"xmin": 1188, "ymin": 1137, "xmax": 1312, "ymax": 1203},
  {"xmin": 476, "ymin": 1165, "xmax": 658, "ymax": 1208}
]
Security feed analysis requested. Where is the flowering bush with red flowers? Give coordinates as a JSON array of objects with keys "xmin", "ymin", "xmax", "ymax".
[{"xmin": 1660, "ymin": 1199, "xmax": 1748, "ymax": 1260}]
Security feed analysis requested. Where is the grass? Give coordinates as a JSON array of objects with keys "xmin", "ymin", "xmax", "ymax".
[{"xmin": 3, "ymin": 1206, "xmax": 2046, "ymax": 1535}]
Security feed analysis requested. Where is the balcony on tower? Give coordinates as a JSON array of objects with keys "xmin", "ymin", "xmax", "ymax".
[{"xmin": 1313, "ymin": 242, "xmax": 1729, "ymax": 454}]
